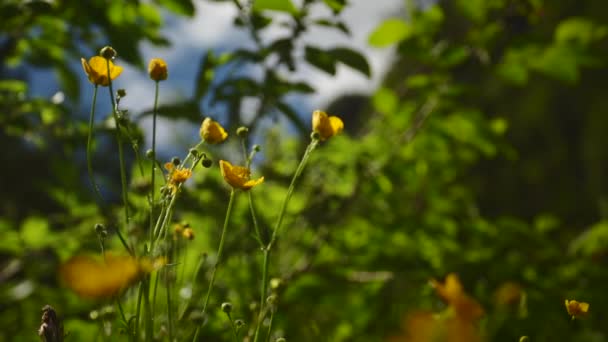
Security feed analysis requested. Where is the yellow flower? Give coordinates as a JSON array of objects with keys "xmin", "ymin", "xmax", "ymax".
[
  {"xmin": 200, "ymin": 117, "xmax": 228, "ymax": 144},
  {"xmin": 565, "ymin": 299, "xmax": 589, "ymax": 319},
  {"xmin": 148, "ymin": 58, "xmax": 168, "ymax": 81},
  {"xmin": 494, "ymin": 282, "xmax": 523, "ymax": 307},
  {"xmin": 430, "ymin": 273, "xmax": 485, "ymax": 320},
  {"xmin": 59, "ymin": 254, "xmax": 162, "ymax": 299},
  {"xmin": 219, "ymin": 160, "xmax": 264, "ymax": 190},
  {"xmin": 81, "ymin": 56, "xmax": 123, "ymax": 86},
  {"xmin": 182, "ymin": 227, "xmax": 195, "ymax": 240},
  {"xmin": 312, "ymin": 110, "xmax": 343, "ymax": 141},
  {"xmin": 170, "ymin": 167, "xmax": 192, "ymax": 184}
]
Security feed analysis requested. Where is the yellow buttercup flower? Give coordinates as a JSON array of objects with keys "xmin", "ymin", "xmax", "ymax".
[
  {"xmin": 219, "ymin": 160, "xmax": 264, "ymax": 190},
  {"xmin": 430, "ymin": 273, "xmax": 485, "ymax": 320},
  {"xmin": 81, "ymin": 56, "xmax": 123, "ymax": 86},
  {"xmin": 59, "ymin": 254, "xmax": 162, "ymax": 299},
  {"xmin": 312, "ymin": 110, "xmax": 343, "ymax": 141},
  {"xmin": 565, "ymin": 299, "xmax": 589, "ymax": 319},
  {"xmin": 200, "ymin": 117, "xmax": 228, "ymax": 144},
  {"xmin": 148, "ymin": 58, "xmax": 168, "ymax": 81}
]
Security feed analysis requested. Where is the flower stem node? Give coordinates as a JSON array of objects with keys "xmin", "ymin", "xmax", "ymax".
[
  {"xmin": 100, "ymin": 46, "xmax": 117, "ymax": 60},
  {"xmin": 148, "ymin": 58, "xmax": 168, "ymax": 81},
  {"xmin": 221, "ymin": 302, "xmax": 233, "ymax": 313},
  {"xmin": 146, "ymin": 149, "xmax": 155, "ymax": 159},
  {"xmin": 237, "ymin": 126, "xmax": 249, "ymax": 138}
]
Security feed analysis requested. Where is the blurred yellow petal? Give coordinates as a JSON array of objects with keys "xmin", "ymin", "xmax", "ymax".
[
  {"xmin": 60, "ymin": 254, "xmax": 141, "ymax": 299},
  {"xmin": 219, "ymin": 160, "xmax": 264, "ymax": 190},
  {"xmin": 565, "ymin": 299, "xmax": 589, "ymax": 319},
  {"xmin": 431, "ymin": 273, "xmax": 484, "ymax": 320},
  {"xmin": 200, "ymin": 117, "xmax": 228, "ymax": 144}
]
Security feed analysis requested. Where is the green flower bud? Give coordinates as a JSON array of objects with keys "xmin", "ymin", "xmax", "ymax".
[
  {"xmin": 189, "ymin": 148, "xmax": 199, "ymax": 158},
  {"xmin": 266, "ymin": 294, "xmax": 277, "ymax": 306},
  {"xmin": 253, "ymin": 144, "xmax": 261, "ymax": 152},
  {"xmin": 236, "ymin": 126, "xmax": 249, "ymax": 138},
  {"xmin": 234, "ymin": 319, "xmax": 245, "ymax": 328},
  {"xmin": 171, "ymin": 157, "xmax": 181, "ymax": 166},
  {"xmin": 221, "ymin": 302, "xmax": 233, "ymax": 313},
  {"xmin": 100, "ymin": 46, "xmax": 117, "ymax": 60},
  {"xmin": 117, "ymin": 89, "xmax": 127, "ymax": 98},
  {"xmin": 146, "ymin": 149, "xmax": 155, "ymax": 159},
  {"xmin": 202, "ymin": 158, "xmax": 213, "ymax": 168}
]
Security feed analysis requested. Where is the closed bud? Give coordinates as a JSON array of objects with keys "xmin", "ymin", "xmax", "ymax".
[
  {"xmin": 171, "ymin": 157, "xmax": 181, "ymax": 166},
  {"xmin": 94, "ymin": 223, "xmax": 107, "ymax": 237},
  {"xmin": 148, "ymin": 58, "xmax": 168, "ymax": 81},
  {"xmin": 236, "ymin": 126, "xmax": 249, "ymax": 138},
  {"xmin": 221, "ymin": 302, "xmax": 233, "ymax": 313},
  {"xmin": 146, "ymin": 149, "xmax": 155, "ymax": 159},
  {"xmin": 117, "ymin": 89, "xmax": 127, "ymax": 98},
  {"xmin": 266, "ymin": 294, "xmax": 277, "ymax": 306},
  {"xmin": 189, "ymin": 148, "xmax": 199, "ymax": 158},
  {"xmin": 100, "ymin": 46, "xmax": 117, "ymax": 60},
  {"xmin": 234, "ymin": 319, "xmax": 245, "ymax": 328},
  {"xmin": 253, "ymin": 144, "xmax": 261, "ymax": 152},
  {"xmin": 202, "ymin": 158, "xmax": 213, "ymax": 168}
]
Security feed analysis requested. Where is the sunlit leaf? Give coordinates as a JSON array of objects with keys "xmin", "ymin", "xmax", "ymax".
[{"xmin": 368, "ymin": 19, "xmax": 412, "ymax": 47}]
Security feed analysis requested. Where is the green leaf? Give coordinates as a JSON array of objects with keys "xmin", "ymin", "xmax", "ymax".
[
  {"xmin": 372, "ymin": 87, "xmax": 398, "ymax": 115},
  {"xmin": 305, "ymin": 46, "xmax": 336, "ymax": 75},
  {"xmin": 139, "ymin": 100, "xmax": 202, "ymax": 123},
  {"xmin": 21, "ymin": 216, "xmax": 50, "ymax": 249},
  {"xmin": 194, "ymin": 51, "xmax": 215, "ymax": 101},
  {"xmin": 328, "ymin": 47, "xmax": 371, "ymax": 78},
  {"xmin": 253, "ymin": 0, "xmax": 297, "ymax": 14},
  {"xmin": 368, "ymin": 19, "xmax": 412, "ymax": 47},
  {"xmin": 322, "ymin": 0, "xmax": 347, "ymax": 13},
  {"xmin": 157, "ymin": 0, "xmax": 195, "ymax": 17}
]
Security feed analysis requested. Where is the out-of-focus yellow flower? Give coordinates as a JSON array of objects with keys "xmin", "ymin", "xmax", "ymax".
[
  {"xmin": 494, "ymin": 282, "xmax": 523, "ymax": 307},
  {"xmin": 388, "ymin": 310, "xmax": 483, "ymax": 342},
  {"xmin": 430, "ymin": 273, "xmax": 484, "ymax": 320},
  {"xmin": 565, "ymin": 299, "xmax": 589, "ymax": 319},
  {"xmin": 312, "ymin": 110, "xmax": 343, "ymax": 141},
  {"xmin": 170, "ymin": 167, "xmax": 192, "ymax": 184},
  {"xmin": 59, "ymin": 254, "xmax": 162, "ymax": 299},
  {"xmin": 200, "ymin": 117, "xmax": 228, "ymax": 144},
  {"xmin": 81, "ymin": 56, "xmax": 123, "ymax": 86},
  {"xmin": 148, "ymin": 58, "xmax": 168, "ymax": 81},
  {"xmin": 182, "ymin": 227, "xmax": 195, "ymax": 240},
  {"xmin": 219, "ymin": 160, "xmax": 264, "ymax": 190}
]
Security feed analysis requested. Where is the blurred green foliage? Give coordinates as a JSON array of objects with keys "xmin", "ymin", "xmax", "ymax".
[{"xmin": 2, "ymin": 0, "xmax": 608, "ymax": 341}]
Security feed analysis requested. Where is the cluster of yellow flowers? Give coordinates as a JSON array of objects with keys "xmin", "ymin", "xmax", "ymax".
[{"xmin": 62, "ymin": 51, "xmax": 345, "ymax": 301}]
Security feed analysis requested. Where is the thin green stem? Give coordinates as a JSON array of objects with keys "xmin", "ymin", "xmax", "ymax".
[
  {"xmin": 201, "ymin": 190, "xmax": 236, "ymax": 315},
  {"xmin": 268, "ymin": 139, "xmax": 318, "ymax": 249},
  {"xmin": 225, "ymin": 312, "xmax": 239, "ymax": 342},
  {"xmin": 253, "ymin": 248, "xmax": 270, "ymax": 342},
  {"xmin": 253, "ymin": 138, "xmax": 318, "ymax": 342},
  {"xmin": 86, "ymin": 86, "xmax": 104, "ymax": 204},
  {"xmin": 265, "ymin": 308, "xmax": 275, "ymax": 342},
  {"xmin": 150, "ymin": 81, "xmax": 159, "ymax": 243},
  {"xmin": 166, "ymin": 266, "xmax": 174, "ymax": 341},
  {"xmin": 105, "ymin": 58, "xmax": 131, "ymax": 254}
]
